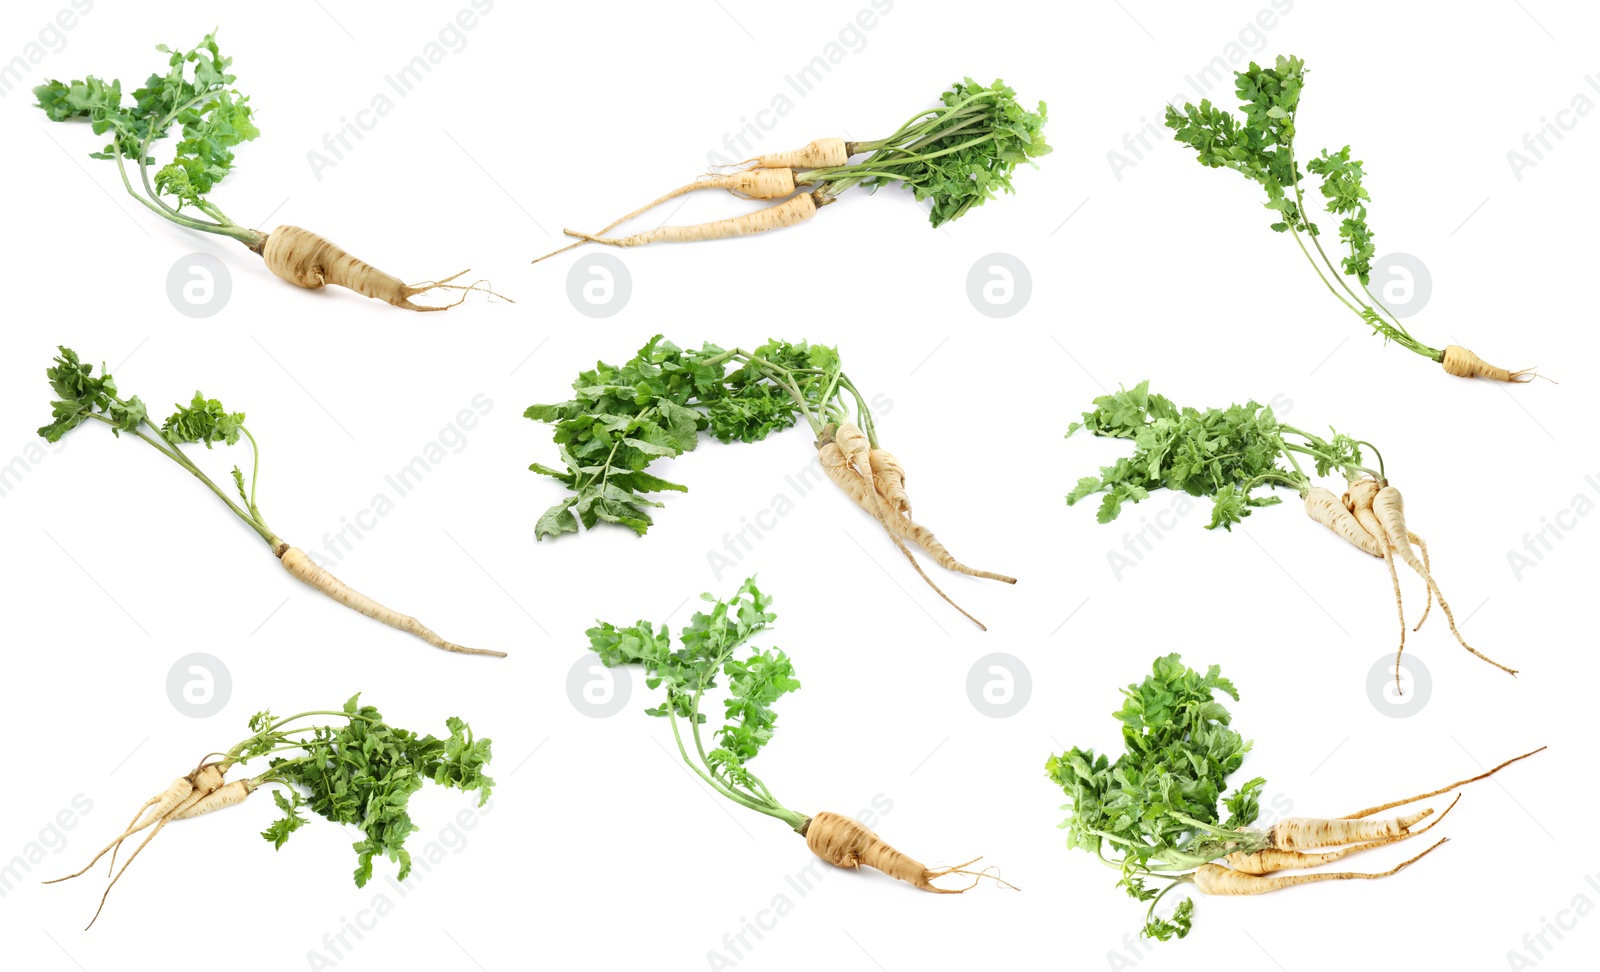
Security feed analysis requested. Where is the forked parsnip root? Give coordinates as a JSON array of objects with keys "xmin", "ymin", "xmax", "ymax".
[
  {"xmin": 564, "ymin": 192, "xmax": 821, "ymax": 249},
  {"xmin": 1194, "ymin": 837, "xmax": 1447, "ymax": 895},
  {"xmin": 803, "ymin": 811, "xmax": 1015, "ymax": 894}
]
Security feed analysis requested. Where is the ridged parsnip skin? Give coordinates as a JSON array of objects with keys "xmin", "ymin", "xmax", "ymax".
[
  {"xmin": 1370, "ymin": 486, "xmax": 1517, "ymax": 676},
  {"xmin": 753, "ymin": 137, "xmax": 849, "ymax": 169},
  {"xmin": 1344, "ymin": 477, "xmax": 1407, "ymax": 652},
  {"xmin": 818, "ymin": 443, "xmax": 1016, "ymax": 584},
  {"xmin": 869, "ymin": 448, "xmax": 911, "ymax": 515},
  {"xmin": 263, "ymin": 225, "xmax": 404, "ymax": 300},
  {"xmin": 1440, "ymin": 344, "xmax": 1532, "ymax": 382},
  {"xmin": 833, "ymin": 422, "xmax": 874, "ymax": 481},
  {"xmin": 1225, "ymin": 846, "xmax": 1359, "ymax": 875},
  {"xmin": 1303, "ymin": 486, "xmax": 1383, "ymax": 556},
  {"xmin": 172, "ymin": 779, "xmax": 255, "ymax": 819},
  {"xmin": 1270, "ymin": 809, "xmax": 1430, "ymax": 851},
  {"xmin": 725, "ymin": 167, "xmax": 800, "ymax": 197},
  {"xmin": 580, "ymin": 193, "xmax": 819, "ymax": 247},
  {"xmin": 261, "ymin": 225, "xmax": 480, "ymax": 311},
  {"xmin": 803, "ymin": 812, "xmax": 982, "ymax": 893},
  {"xmin": 278, "ymin": 546, "xmax": 505, "ymax": 657},
  {"xmin": 1194, "ymin": 837, "xmax": 1444, "ymax": 895}
]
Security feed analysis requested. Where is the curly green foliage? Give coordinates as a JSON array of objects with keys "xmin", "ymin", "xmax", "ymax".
[
  {"xmin": 818, "ymin": 77, "xmax": 1049, "ymax": 227},
  {"xmin": 34, "ymin": 32, "xmax": 259, "ymax": 214},
  {"xmin": 1164, "ymin": 55, "xmax": 1443, "ymax": 363},
  {"xmin": 1065, "ymin": 381, "xmax": 1291, "ymax": 530},
  {"xmin": 161, "ymin": 391, "xmax": 245, "ymax": 447},
  {"xmin": 1164, "ymin": 56, "xmax": 1306, "ymax": 233},
  {"xmin": 1045, "ymin": 654, "xmax": 1263, "ymax": 939},
  {"xmin": 246, "ymin": 694, "xmax": 493, "ymax": 888},
  {"xmin": 526, "ymin": 336, "xmax": 842, "ymax": 540},
  {"xmin": 586, "ymin": 578, "xmax": 802, "ymax": 818},
  {"xmin": 37, "ymin": 347, "xmax": 146, "ymax": 442},
  {"xmin": 1306, "ymin": 146, "xmax": 1375, "ymax": 283}
]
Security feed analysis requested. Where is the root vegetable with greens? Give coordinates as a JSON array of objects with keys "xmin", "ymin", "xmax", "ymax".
[
  {"xmin": 526, "ymin": 336, "xmax": 1014, "ymax": 629},
  {"xmin": 1165, "ymin": 55, "xmax": 1532, "ymax": 382},
  {"xmin": 46, "ymin": 694, "xmax": 492, "ymax": 928},
  {"xmin": 1065, "ymin": 381, "xmax": 1514, "ymax": 685},
  {"xmin": 39, "ymin": 347, "xmax": 503, "ymax": 657},
  {"xmin": 34, "ymin": 33, "xmax": 504, "ymax": 311},
  {"xmin": 534, "ymin": 78, "xmax": 1048, "ymax": 261},
  {"xmin": 1046, "ymin": 653, "xmax": 1542, "ymax": 939},
  {"xmin": 588, "ymin": 576, "xmax": 1015, "ymax": 893}
]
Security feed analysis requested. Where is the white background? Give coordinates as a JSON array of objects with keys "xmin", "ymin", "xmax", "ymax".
[{"xmin": 1, "ymin": 1, "xmax": 1595, "ymax": 970}]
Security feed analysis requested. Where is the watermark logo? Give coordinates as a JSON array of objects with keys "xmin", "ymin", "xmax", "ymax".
[
  {"xmin": 166, "ymin": 652, "xmax": 232, "ymax": 718},
  {"xmin": 1507, "ymin": 75, "xmax": 1600, "ymax": 182},
  {"xmin": 566, "ymin": 253, "xmax": 631, "ymax": 318},
  {"xmin": 566, "ymin": 654, "xmax": 632, "ymax": 718},
  {"xmin": 1365, "ymin": 653, "xmax": 1431, "ymax": 718},
  {"xmin": 1507, "ymin": 474, "xmax": 1600, "ymax": 581},
  {"xmin": 0, "ymin": 1, "xmax": 94, "ymax": 99},
  {"xmin": 702, "ymin": 1, "xmax": 895, "ymax": 167},
  {"xmin": 966, "ymin": 252, "xmax": 1031, "ymax": 318},
  {"xmin": 966, "ymin": 652, "xmax": 1031, "ymax": 718},
  {"xmin": 166, "ymin": 252, "xmax": 232, "ymax": 318},
  {"xmin": 1367, "ymin": 253, "xmax": 1431, "ymax": 319},
  {"xmin": 0, "ymin": 793, "xmax": 94, "ymax": 898},
  {"xmin": 307, "ymin": 1, "xmax": 496, "ymax": 180}
]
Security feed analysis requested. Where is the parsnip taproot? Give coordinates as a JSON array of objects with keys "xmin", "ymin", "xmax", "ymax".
[
  {"xmin": 1048, "ymin": 653, "xmax": 1542, "ymax": 940},
  {"xmin": 35, "ymin": 33, "xmax": 504, "ymax": 311},
  {"xmin": 589, "ymin": 579, "xmax": 1015, "ymax": 894},
  {"xmin": 537, "ymin": 78, "xmax": 1048, "ymax": 259},
  {"xmin": 529, "ymin": 337, "xmax": 1014, "ymax": 629},
  {"xmin": 39, "ymin": 348, "xmax": 503, "ymax": 659},
  {"xmin": 1167, "ymin": 55, "xmax": 1534, "ymax": 383},
  {"xmin": 46, "ymin": 696, "xmax": 492, "ymax": 928},
  {"xmin": 1068, "ymin": 383, "xmax": 1515, "ymax": 685}
]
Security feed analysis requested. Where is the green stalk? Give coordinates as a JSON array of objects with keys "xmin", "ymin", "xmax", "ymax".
[{"xmin": 86, "ymin": 413, "xmax": 278, "ymax": 546}]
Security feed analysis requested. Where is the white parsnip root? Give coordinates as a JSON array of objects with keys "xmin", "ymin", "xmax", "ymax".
[{"xmin": 278, "ymin": 545, "xmax": 505, "ymax": 657}]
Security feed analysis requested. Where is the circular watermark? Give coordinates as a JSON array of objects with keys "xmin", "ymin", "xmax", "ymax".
[
  {"xmin": 1367, "ymin": 253, "xmax": 1431, "ymax": 319},
  {"xmin": 966, "ymin": 652, "xmax": 1032, "ymax": 718},
  {"xmin": 166, "ymin": 652, "xmax": 232, "ymax": 718},
  {"xmin": 566, "ymin": 253, "xmax": 632, "ymax": 318},
  {"xmin": 566, "ymin": 654, "xmax": 632, "ymax": 718},
  {"xmin": 965, "ymin": 252, "xmax": 1031, "ymax": 318},
  {"xmin": 1366, "ymin": 653, "xmax": 1432, "ymax": 718},
  {"xmin": 166, "ymin": 253, "xmax": 232, "ymax": 318}
]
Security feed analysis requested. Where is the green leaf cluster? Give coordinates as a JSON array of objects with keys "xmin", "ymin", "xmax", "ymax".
[
  {"xmin": 585, "ymin": 578, "xmax": 806, "ymax": 830},
  {"xmin": 526, "ymin": 336, "xmax": 854, "ymax": 541},
  {"xmin": 1045, "ymin": 654, "xmax": 1265, "ymax": 939},
  {"xmin": 814, "ymin": 77, "xmax": 1049, "ymax": 227},
  {"xmin": 37, "ymin": 347, "xmax": 280, "ymax": 547},
  {"xmin": 34, "ymin": 32, "xmax": 258, "ymax": 213},
  {"xmin": 161, "ymin": 391, "xmax": 245, "ymax": 447},
  {"xmin": 1066, "ymin": 381, "xmax": 1292, "ymax": 530},
  {"xmin": 38, "ymin": 347, "xmax": 145, "ymax": 442},
  {"xmin": 1165, "ymin": 56, "xmax": 1306, "ymax": 233},
  {"xmin": 241, "ymin": 694, "xmax": 494, "ymax": 888},
  {"xmin": 1164, "ymin": 55, "xmax": 1438, "ymax": 361}
]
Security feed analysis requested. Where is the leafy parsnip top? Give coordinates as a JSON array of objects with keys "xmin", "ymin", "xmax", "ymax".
[
  {"xmin": 1046, "ymin": 654, "xmax": 1265, "ymax": 940},
  {"xmin": 34, "ymin": 32, "xmax": 265, "ymax": 246},
  {"xmin": 1164, "ymin": 55, "xmax": 1436, "ymax": 360},
  {"xmin": 526, "ymin": 336, "xmax": 869, "ymax": 542},
  {"xmin": 1065, "ymin": 380, "xmax": 1377, "ymax": 530},
  {"xmin": 809, "ymin": 77, "xmax": 1050, "ymax": 227},
  {"xmin": 234, "ymin": 694, "xmax": 493, "ymax": 888},
  {"xmin": 586, "ymin": 577, "xmax": 808, "ymax": 830}
]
